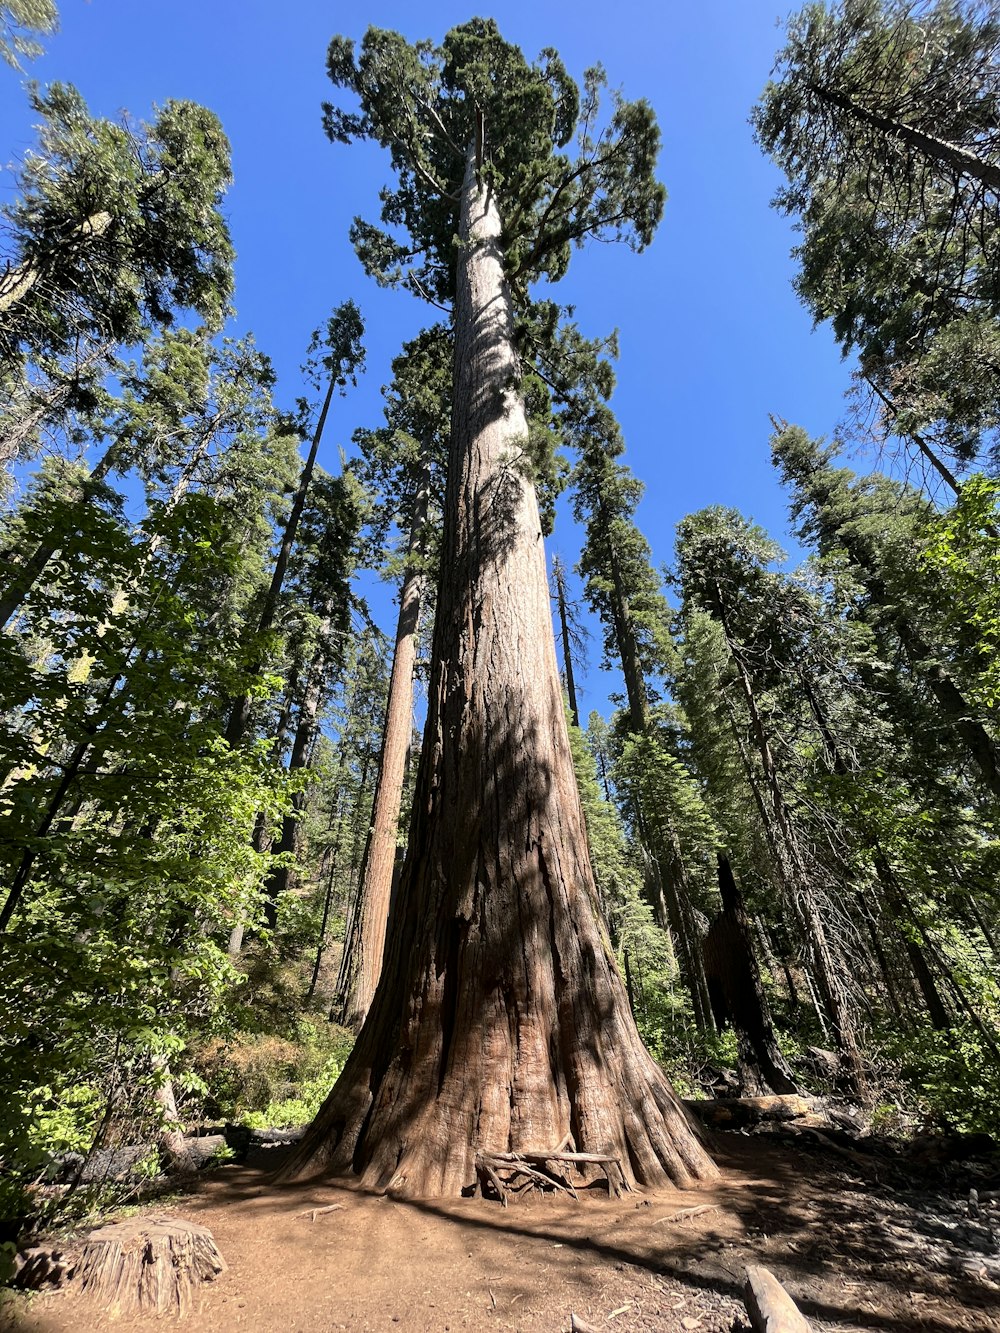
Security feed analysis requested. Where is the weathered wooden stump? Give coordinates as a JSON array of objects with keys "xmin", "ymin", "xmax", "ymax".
[{"xmin": 75, "ymin": 1216, "xmax": 226, "ymax": 1316}]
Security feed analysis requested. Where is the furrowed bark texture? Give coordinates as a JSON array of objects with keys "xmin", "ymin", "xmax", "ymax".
[
  {"xmin": 280, "ymin": 150, "xmax": 717, "ymax": 1196},
  {"xmin": 343, "ymin": 467, "xmax": 429, "ymax": 1029}
]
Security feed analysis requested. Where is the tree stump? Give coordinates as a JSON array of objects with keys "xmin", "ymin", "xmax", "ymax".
[{"xmin": 75, "ymin": 1216, "xmax": 226, "ymax": 1316}]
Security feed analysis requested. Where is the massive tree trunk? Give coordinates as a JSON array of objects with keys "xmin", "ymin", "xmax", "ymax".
[
  {"xmin": 279, "ymin": 147, "xmax": 717, "ymax": 1196},
  {"xmin": 340, "ymin": 465, "xmax": 429, "ymax": 1029}
]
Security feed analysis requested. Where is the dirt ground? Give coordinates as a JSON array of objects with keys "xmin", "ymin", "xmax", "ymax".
[{"xmin": 4, "ymin": 1136, "xmax": 1000, "ymax": 1333}]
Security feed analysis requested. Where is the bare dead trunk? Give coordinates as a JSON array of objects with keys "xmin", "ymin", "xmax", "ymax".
[
  {"xmin": 341, "ymin": 464, "xmax": 429, "ymax": 1029},
  {"xmin": 151, "ymin": 1057, "xmax": 198, "ymax": 1175},
  {"xmin": 279, "ymin": 146, "xmax": 717, "ymax": 1196}
]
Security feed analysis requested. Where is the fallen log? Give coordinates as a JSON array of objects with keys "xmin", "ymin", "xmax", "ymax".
[
  {"xmin": 685, "ymin": 1095, "xmax": 818, "ymax": 1129},
  {"xmin": 74, "ymin": 1216, "xmax": 226, "ymax": 1316},
  {"xmin": 570, "ymin": 1315, "xmax": 600, "ymax": 1333},
  {"xmin": 248, "ymin": 1126, "xmax": 307, "ymax": 1145},
  {"xmin": 744, "ymin": 1265, "xmax": 812, "ymax": 1332}
]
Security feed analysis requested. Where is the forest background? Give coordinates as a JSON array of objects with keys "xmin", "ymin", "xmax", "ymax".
[
  {"xmin": 5, "ymin": 0, "xmax": 998, "ymax": 1262},
  {"xmin": 0, "ymin": 0, "xmax": 851, "ymax": 652}
]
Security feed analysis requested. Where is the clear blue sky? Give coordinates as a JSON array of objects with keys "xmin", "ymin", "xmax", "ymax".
[{"xmin": 0, "ymin": 1, "xmax": 857, "ymax": 716}]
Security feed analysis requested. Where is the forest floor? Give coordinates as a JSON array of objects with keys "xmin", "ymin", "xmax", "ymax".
[{"xmin": 3, "ymin": 1134, "xmax": 1000, "ymax": 1333}]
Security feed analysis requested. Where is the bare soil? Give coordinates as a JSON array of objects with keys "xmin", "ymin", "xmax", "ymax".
[{"xmin": 4, "ymin": 1136, "xmax": 1000, "ymax": 1332}]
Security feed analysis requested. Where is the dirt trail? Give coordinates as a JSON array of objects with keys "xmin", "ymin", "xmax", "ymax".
[{"xmin": 4, "ymin": 1139, "xmax": 999, "ymax": 1332}]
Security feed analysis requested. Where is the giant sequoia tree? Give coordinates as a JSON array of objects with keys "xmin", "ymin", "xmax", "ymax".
[{"xmin": 281, "ymin": 20, "xmax": 716, "ymax": 1194}]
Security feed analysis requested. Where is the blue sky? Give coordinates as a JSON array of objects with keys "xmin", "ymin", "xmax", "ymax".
[{"xmin": 0, "ymin": 1, "xmax": 858, "ymax": 716}]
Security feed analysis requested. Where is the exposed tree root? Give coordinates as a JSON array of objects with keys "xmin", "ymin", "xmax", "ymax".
[{"xmin": 474, "ymin": 1148, "xmax": 628, "ymax": 1205}]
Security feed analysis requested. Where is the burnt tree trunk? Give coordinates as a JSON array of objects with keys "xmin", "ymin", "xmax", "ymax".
[
  {"xmin": 702, "ymin": 854, "xmax": 799, "ymax": 1095},
  {"xmin": 278, "ymin": 147, "xmax": 717, "ymax": 1196}
]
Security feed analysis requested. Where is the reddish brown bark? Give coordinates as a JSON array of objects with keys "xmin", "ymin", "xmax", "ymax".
[
  {"xmin": 341, "ymin": 466, "xmax": 429, "ymax": 1028},
  {"xmin": 278, "ymin": 149, "xmax": 717, "ymax": 1196}
]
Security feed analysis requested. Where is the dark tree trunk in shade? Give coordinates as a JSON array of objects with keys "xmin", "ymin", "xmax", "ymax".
[{"xmin": 702, "ymin": 854, "xmax": 799, "ymax": 1095}]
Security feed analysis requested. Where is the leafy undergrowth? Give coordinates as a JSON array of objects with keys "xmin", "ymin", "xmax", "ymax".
[{"xmin": 190, "ymin": 1020, "xmax": 354, "ymax": 1129}]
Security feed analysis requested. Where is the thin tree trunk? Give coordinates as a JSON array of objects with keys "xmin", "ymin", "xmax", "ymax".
[
  {"xmin": 603, "ymin": 529, "xmax": 648, "ymax": 733},
  {"xmin": 225, "ymin": 373, "xmax": 337, "ymax": 747},
  {"xmin": 552, "ymin": 554, "xmax": 580, "ymax": 728},
  {"xmin": 863, "ymin": 377, "xmax": 965, "ymax": 500},
  {"xmin": 1, "ymin": 406, "xmax": 220, "ymax": 630},
  {"xmin": 262, "ymin": 654, "xmax": 326, "ymax": 931},
  {"xmin": 332, "ymin": 746, "xmax": 376, "ymax": 1019},
  {"xmin": 801, "ymin": 670, "xmax": 952, "ymax": 1030},
  {"xmin": 340, "ymin": 463, "xmax": 430, "ymax": 1029},
  {"xmin": 0, "ymin": 667, "xmax": 125, "ymax": 931},
  {"xmin": 841, "ymin": 554, "xmax": 1000, "ymax": 797},
  {"xmin": 807, "ymin": 80, "xmax": 1000, "ymax": 191},
  {"xmin": 720, "ymin": 617, "xmax": 866, "ymax": 1096},
  {"xmin": 279, "ymin": 144, "xmax": 717, "ymax": 1195},
  {"xmin": 658, "ymin": 836, "xmax": 715, "ymax": 1033}
]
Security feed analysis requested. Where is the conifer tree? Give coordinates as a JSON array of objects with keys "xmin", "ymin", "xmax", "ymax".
[
  {"xmin": 1, "ymin": 84, "xmax": 234, "ymax": 475},
  {"xmin": 336, "ymin": 327, "xmax": 449, "ymax": 1029},
  {"xmin": 755, "ymin": 0, "xmax": 1000, "ymax": 474},
  {"xmin": 282, "ymin": 19, "xmax": 716, "ymax": 1194},
  {"xmin": 773, "ymin": 424, "xmax": 1000, "ymax": 797}
]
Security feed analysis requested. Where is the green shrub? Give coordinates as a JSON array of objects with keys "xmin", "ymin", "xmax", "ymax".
[
  {"xmin": 887, "ymin": 1021, "xmax": 1000, "ymax": 1136},
  {"xmin": 190, "ymin": 1022, "xmax": 353, "ymax": 1124},
  {"xmin": 240, "ymin": 1051, "xmax": 348, "ymax": 1129}
]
